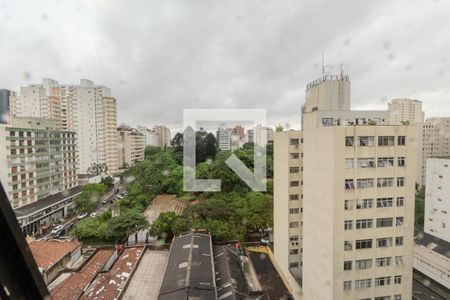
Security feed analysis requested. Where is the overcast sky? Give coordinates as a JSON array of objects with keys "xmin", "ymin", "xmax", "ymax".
[{"xmin": 1, "ymin": 0, "xmax": 449, "ymax": 132}]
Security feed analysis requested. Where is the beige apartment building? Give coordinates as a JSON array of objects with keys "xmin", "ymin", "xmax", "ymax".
[
  {"xmin": 274, "ymin": 74, "xmax": 416, "ymax": 300},
  {"xmin": 0, "ymin": 117, "xmax": 77, "ymax": 208},
  {"xmin": 417, "ymin": 117, "xmax": 450, "ymax": 185},
  {"xmin": 117, "ymin": 125, "xmax": 145, "ymax": 169},
  {"xmin": 154, "ymin": 125, "xmax": 171, "ymax": 149},
  {"xmin": 388, "ymin": 99, "xmax": 424, "ymax": 125},
  {"xmin": 10, "ymin": 79, "xmax": 119, "ymax": 175}
]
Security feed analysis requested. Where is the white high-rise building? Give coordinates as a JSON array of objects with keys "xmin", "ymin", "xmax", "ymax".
[
  {"xmin": 10, "ymin": 79, "xmax": 119, "ymax": 175},
  {"xmin": 117, "ymin": 125, "xmax": 145, "ymax": 170},
  {"xmin": 136, "ymin": 126, "xmax": 159, "ymax": 147},
  {"xmin": 424, "ymin": 157, "xmax": 450, "ymax": 242},
  {"xmin": 154, "ymin": 125, "xmax": 171, "ymax": 149},
  {"xmin": 216, "ymin": 128, "xmax": 231, "ymax": 151},
  {"xmin": 274, "ymin": 73, "xmax": 416, "ymax": 300}
]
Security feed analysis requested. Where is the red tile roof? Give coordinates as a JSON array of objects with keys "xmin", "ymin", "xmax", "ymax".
[
  {"xmin": 51, "ymin": 249, "xmax": 115, "ymax": 300},
  {"xmin": 81, "ymin": 247, "xmax": 144, "ymax": 300},
  {"xmin": 29, "ymin": 239, "xmax": 81, "ymax": 271}
]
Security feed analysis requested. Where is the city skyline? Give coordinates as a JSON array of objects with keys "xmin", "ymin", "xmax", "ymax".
[{"xmin": 1, "ymin": 0, "xmax": 450, "ymax": 131}]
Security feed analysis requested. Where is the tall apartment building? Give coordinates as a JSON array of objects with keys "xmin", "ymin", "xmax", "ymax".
[
  {"xmin": 0, "ymin": 89, "xmax": 15, "ymax": 123},
  {"xmin": 388, "ymin": 99, "xmax": 424, "ymax": 125},
  {"xmin": 417, "ymin": 117, "xmax": 450, "ymax": 185},
  {"xmin": 424, "ymin": 157, "xmax": 450, "ymax": 242},
  {"xmin": 136, "ymin": 126, "xmax": 159, "ymax": 146},
  {"xmin": 117, "ymin": 125, "xmax": 145, "ymax": 169},
  {"xmin": 217, "ymin": 128, "xmax": 231, "ymax": 151},
  {"xmin": 0, "ymin": 117, "xmax": 77, "ymax": 208},
  {"xmin": 10, "ymin": 79, "xmax": 119, "ymax": 175},
  {"xmin": 247, "ymin": 125, "xmax": 273, "ymax": 146},
  {"xmin": 154, "ymin": 125, "xmax": 171, "ymax": 149},
  {"xmin": 274, "ymin": 74, "xmax": 416, "ymax": 300}
]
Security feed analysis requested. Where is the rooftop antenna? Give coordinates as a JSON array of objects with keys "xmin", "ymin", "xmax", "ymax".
[{"xmin": 322, "ymin": 53, "xmax": 325, "ymax": 75}]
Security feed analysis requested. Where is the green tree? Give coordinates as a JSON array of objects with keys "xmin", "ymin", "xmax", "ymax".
[
  {"xmin": 87, "ymin": 163, "xmax": 108, "ymax": 176},
  {"xmin": 275, "ymin": 124, "xmax": 283, "ymax": 132},
  {"xmin": 171, "ymin": 132, "xmax": 183, "ymax": 147},
  {"xmin": 105, "ymin": 211, "xmax": 149, "ymax": 242},
  {"xmin": 415, "ymin": 186, "xmax": 426, "ymax": 231},
  {"xmin": 145, "ymin": 146, "xmax": 161, "ymax": 159},
  {"xmin": 71, "ymin": 218, "xmax": 107, "ymax": 241},
  {"xmin": 204, "ymin": 133, "xmax": 217, "ymax": 160},
  {"xmin": 149, "ymin": 211, "xmax": 188, "ymax": 242},
  {"xmin": 102, "ymin": 176, "xmax": 114, "ymax": 188}
]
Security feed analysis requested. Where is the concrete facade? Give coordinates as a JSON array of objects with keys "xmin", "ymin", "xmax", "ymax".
[
  {"xmin": 117, "ymin": 125, "xmax": 145, "ymax": 169},
  {"xmin": 424, "ymin": 158, "xmax": 450, "ymax": 242},
  {"xmin": 154, "ymin": 125, "xmax": 171, "ymax": 149},
  {"xmin": 388, "ymin": 99, "xmax": 424, "ymax": 125}
]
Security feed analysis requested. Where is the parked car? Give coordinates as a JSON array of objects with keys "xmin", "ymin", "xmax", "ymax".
[
  {"xmin": 90, "ymin": 212, "xmax": 98, "ymax": 218},
  {"xmin": 102, "ymin": 198, "xmax": 109, "ymax": 204},
  {"xmin": 51, "ymin": 225, "xmax": 64, "ymax": 235},
  {"xmin": 77, "ymin": 212, "xmax": 88, "ymax": 219}
]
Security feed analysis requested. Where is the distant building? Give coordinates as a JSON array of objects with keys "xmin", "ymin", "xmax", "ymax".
[
  {"xmin": 154, "ymin": 125, "xmax": 171, "ymax": 149},
  {"xmin": 117, "ymin": 125, "xmax": 145, "ymax": 169},
  {"xmin": 388, "ymin": 98, "xmax": 424, "ymax": 125},
  {"xmin": 248, "ymin": 125, "xmax": 274, "ymax": 146},
  {"xmin": 10, "ymin": 78, "xmax": 119, "ymax": 175},
  {"xmin": 424, "ymin": 157, "xmax": 450, "ymax": 242},
  {"xmin": 216, "ymin": 127, "xmax": 231, "ymax": 150},
  {"xmin": 136, "ymin": 125, "xmax": 159, "ymax": 147},
  {"xmin": 0, "ymin": 117, "xmax": 78, "ymax": 209},
  {"xmin": 29, "ymin": 239, "xmax": 81, "ymax": 284},
  {"xmin": 417, "ymin": 117, "xmax": 450, "ymax": 185},
  {"xmin": 231, "ymin": 125, "xmax": 245, "ymax": 140},
  {"xmin": 0, "ymin": 89, "xmax": 14, "ymax": 123}
]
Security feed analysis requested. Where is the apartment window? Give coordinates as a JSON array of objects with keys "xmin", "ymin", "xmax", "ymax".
[
  {"xmin": 290, "ymin": 194, "xmax": 299, "ymax": 201},
  {"xmin": 289, "ymin": 249, "xmax": 299, "ymax": 255},
  {"xmin": 344, "ymin": 220, "xmax": 353, "ymax": 230},
  {"xmin": 377, "ymin": 178, "xmax": 394, "ymax": 188},
  {"xmin": 377, "ymin": 157, "xmax": 394, "ymax": 167},
  {"xmin": 395, "ymin": 256, "xmax": 403, "ymax": 266},
  {"xmin": 395, "ymin": 236, "xmax": 404, "ymax": 246},
  {"xmin": 357, "ymin": 178, "xmax": 374, "ymax": 189},
  {"xmin": 290, "ymin": 222, "xmax": 299, "ymax": 228},
  {"xmin": 290, "ymin": 153, "xmax": 299, "ymax": 159},
  {"xmin": 356, "ymin": 239, "xmax": 372, "ymax": 249},
  {"xmin": 394, "ymin": 295, "xmax": 401, "ymax": 300},
  {"xmin": 375, "ymin": 296, "xmax": 391, "ymax": 300},
  {"xmin": 344, "ymin": 200, "xmax": 354, "ymax": 210},
  {"xmin": 377, "ymin": 198, "xmax": 393, "ymax": 208},
  {"xmin": 345, "ymin": 179, "xmax": 355, "ymax": 190},
  {"xmin": 290, "ymin": 167, "xmax": 299, "ymax": 173},
  {"xmin": 322, "ymin": 118, "xmax": 334, "ymax": 126},
  {"xmin": 344, "ymin": 241, "xmax": 353, "ymax": 251},
  {"xmin": 344, "ymin": 261, "xmax": 352, "ymax": 271},
  {"xmin": 396, "ymin": 217, "xmax": 404, "ymax": 227},
  {"xmin": 358, "ymin": 136, "xmax": 374, "ymax": 146},
  {"xmin": 290, "ymin": 138, "xmax": 299, "ymax": 145},
  {"xmin": 290, "ymin": 235, "xmax": 299, "ymax": 242},
  {"xmin": 396, "ymin": 197, "xmax": 404, "ymax": 207},
  {"xmin": 355, "ymin": 259, "xmax": 372, "ymax": 270},
  {"xmin": 355, "ymin": 279, "xmax": 371, "ymax": 289},
  {"xmin": 378, "ymin": 136, "xmax": 394, "ymax": 146},
  {"xmin": 343, "ymin": 281, "xmax": 352, "ymax": 290},
  {"xmin": 356, "ymin": 199, "xmax": 373, "ymax": 209},
  {"xmin": 357, "ymin": 158, "xmax": 375, "ymax": 168},
  {"xmin": 356, "ymin": 219, "xmax": 373, "ymax": 229},
  {"xmin": 345, "ymin": 158, "xmax": 354, "ymax": 169},
  {"xmin": 377, "ymin": 218, "xmax": 393, "ymax": 228},
  {"xmin": 345, "ymin": 136, "xmax": 354, "ymax": 146},
  {"xmin": 289, "ymin": 262, "xmax": 299, "ymax": 268},
  {"xmin": 398, "ymin": 136, "xmax": 406, "ymax": 145},
  {"xmin": 398, "ymin": 157, "xmax": 405, "ymax": 167},
  {"xmin": 375, "ymin": 276, "xmax": 391, "ymax": 286},
  {"xmin": 290, "ymin": 181, "xmax": 299, "ymax": 187},
  {"xmin": 397, "ymin": 177, "xmax": 405, "ymax": 187},
  {"xmin": 290, "ymin": 208, "xmax": 300, "ymax": 214},
  {"xmin": 376, "ymin": 257, "xmax": 392, "ymax": 267},
  {"xmin": 377, "ymin": 237, "xmax": 393, "ymax": 248},
  {"xmin": 394, "ymin": 275, "xmax": 402, "ymax": 284}
]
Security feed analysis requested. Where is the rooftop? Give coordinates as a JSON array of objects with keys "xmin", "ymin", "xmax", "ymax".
[
  {"xmin": 81, "ymin": 246, "xmax": 144, "ymax": 299},
  {"xmin": 51, "ymin": 249, "xmax": 115, "ymax": 300},
  {"xmin": 15, "ymin": 186, "xmax": 83, "ymax": 218},
  {"xmin": 29, "ymin": 239, "xmax": 81, "ymax": 271},
  {"xmin": 159, "ymin": 232, "xmax": 216, "ymax": 300},
  {"xmin": 415, "ymin": 232, "xmax": 450, "ymax": 258}
]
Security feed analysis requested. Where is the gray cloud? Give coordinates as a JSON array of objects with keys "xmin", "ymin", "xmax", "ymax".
[{"xmin": 0, "ymin": 0, "xmax": 449, "ymax": 132}]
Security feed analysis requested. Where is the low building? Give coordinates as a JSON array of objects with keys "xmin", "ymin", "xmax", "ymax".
[
  {"xmin": 0, "ymin": 117, "xmax": 78, "ymax": 209},
  {"xmin": 15, "ymin": 186, "xmax": 82, "ymax": 236},
  {"xmin": 117, "ymin": 125, "xmax": 145, "ymax": 170},
  {"xmin": 29, "ymin": 239, "xmax": 81, "ymax": 284},
  {"xmin": 154, "ymin": 125, "xmax": 171, "ymax": 149},
  {"xmin": 414, "ymin": 232, "xmax": 450, "ymax": 289},
  {"xmin": 424, "ymin": 157, "xmax": 450, "ymax": 242}
]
